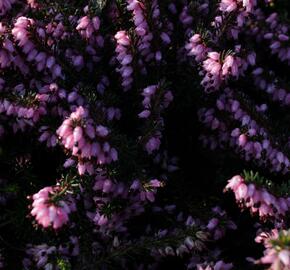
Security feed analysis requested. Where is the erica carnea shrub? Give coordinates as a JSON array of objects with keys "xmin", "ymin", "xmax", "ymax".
[{"xmin": 1, "ymin": 0, "xmax": 290, "ymax": 269}]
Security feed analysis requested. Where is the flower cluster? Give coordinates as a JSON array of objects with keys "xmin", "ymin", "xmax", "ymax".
[
  {"xmin": 12, "ymin": 17, "xmax": 62, "ymax": 78},
  {"xmin": 225, "ymin": 175, "xmax": 290, "ymax": 224},
  {"xmin": 0, "ymin": 96, "xmax": 47, "ymax": 133},
  {"xmin": 1, "ymin": 0, "xmax": 290, "ymax": 269},
  {"xmin": 199, "ymin": 88, "xmax": 290, "ymax": 174},
  {"xmin": 206, "ymin": 206, "xmax": 237, "ymax": 240},
  {"xmin": 30, "ymin": 186, "xmax": 76, "ymax": 229},
  {"xmin": 76, "ymin": 16, "xmax": 101, "ymax": 40},
  {"xmin": 139, "ymin": 83, "xmax": 173, "ymax": 154},
  {"xmin": 254, "ymin": 229, "xmax": 290, "ymax": 270},
  {"xmin": 200, "ymin": 52, "xmax": 246, "ymax": 92},
  {"xmin": 252, "ymin": 68, "xmax": 290, "ymax": 106},
  {"xmin": 57, "ymin": 106, "xmax": 118, "ymax": 175},
  {"xmin": 186, "ymin": 34, "xmax": 210, "ymax": 63},
  {"xmin": 219, "ymin": 0, "xmax": 255, "ymax": 13},
  {"xmin": 262, "ymin": 13, "xmax": 290, "ymax": 64},
  {"xmin": 144, "ymin": 206, "xmax": 236, "ymax": 269},
  {"xmin": 151, "ymin": 216, "xmax": 210, "ymax": 259},
  {"xmin": 126, "ymin": 0, "xmax": 153, "ymax": 62},
  {"xmin": 86, "ymin": 169, "xmax": 163, "ymax": 233},
  {"xmin": 23, "ymin": 237, "xmax": 79, "ymax": 270},
  {"xmin": 115, "ymin": 31, "xmax": 134, "ymax": 90}
]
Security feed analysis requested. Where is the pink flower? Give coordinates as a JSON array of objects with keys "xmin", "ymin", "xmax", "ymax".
[
  {"xmin": 220, "ymin": 0, "xmax": 238, "ymax": 13},
  {"xmin": 238, "ymin": 134, "xmax": 247, "ymax": 147},
  {"xmin": 255, "ymin": 229, "xmax": 290, "ymax": 269},
  {"xmin": 30, "ymin": 186, "xmax": 75, "ymax": 229},
  {"xmin": 219, "ymin": 0, "xmax": 255, "ymax": 13},
  {"xmin": 73, "ymin": 126, "xmax": 83, "ymax": 143},
  {"xmin": 225, "ymin": 175, "xmax": 243, "ymax": 191},
  {"xmin": 235, "ymin": 183, "xmax": 248, "ymax": 200},
  {"xmin": 186, "ymin": 34, "xmax": 209, "ymax": 62},
  {"xmin": 76, "ymin": 16, "xmax": 101, "ymax": 39}
]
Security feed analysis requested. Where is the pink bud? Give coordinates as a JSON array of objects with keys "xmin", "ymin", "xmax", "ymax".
[{"xmin": 73, "ymin": 126, "xmax": 83, "ymax": 143}]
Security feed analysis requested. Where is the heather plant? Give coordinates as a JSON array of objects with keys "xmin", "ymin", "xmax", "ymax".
[{"xmin": 1, "ymin": 0, "xmax": 290, "ymax": 269}]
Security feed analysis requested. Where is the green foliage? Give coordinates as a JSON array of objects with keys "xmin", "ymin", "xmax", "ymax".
[
  {"xmin": 271, "ymin": 230, "xmax": 290, "ymax": 250},
  {"xmin": 89, "ymin": 0, "xmax": 108, "ymax": 14},
  {"xmin": 57, "ymin": 258, "xmax": 71, "ymax": 270},
  {"xmin": 242, "ymin": 170, "xmax": 290, "ymax": 197}
]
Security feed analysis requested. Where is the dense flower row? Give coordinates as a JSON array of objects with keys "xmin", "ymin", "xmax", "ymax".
[
  {"xmin": 198, "ymin": 88, "xmax": 290, "ymax": 174},
  {"xmin": 86, "ymin": 169, "xmax": 163, "ymax": 233},
  {"xmin": 0, "ymin": 0, "xmax": 290, "ymax": 269},
  {"xmin": 139, "ymin": 83, "xmax": 173, "ymax": 154},
  {"xmin": 225, "ymin": 175, "xmax": 290, "ymax": 224},
  {"xmin": 23, "ymin": 237, "xmax": 79, "ymax": 270}
]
